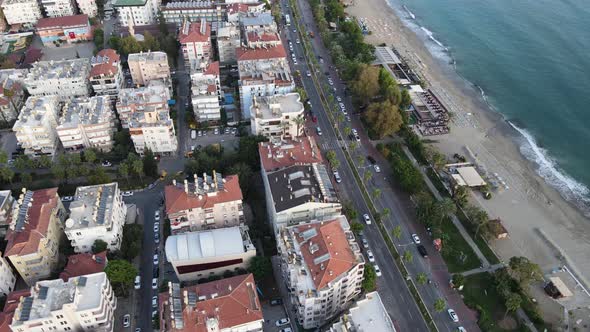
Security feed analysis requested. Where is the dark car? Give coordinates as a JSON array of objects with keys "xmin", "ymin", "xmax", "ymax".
[
  {"xmin": 417, "ymin": 245, "xmax": 428, "ymax": 258},
  {"xmin": 367, "ymin": 156, "xmax": 376, "ymax": 164},
  {"xmin": 270, "ymin": 298, "xmax": 283, "ymax": 306}
]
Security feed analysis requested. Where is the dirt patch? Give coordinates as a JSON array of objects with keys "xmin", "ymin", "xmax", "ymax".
[{"xmin": 497, "ymin": 316, "xmax": 518, "ymax": 330}]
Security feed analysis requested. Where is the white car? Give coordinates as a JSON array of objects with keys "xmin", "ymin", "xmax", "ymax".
[
  {"xmin": 152, "ymin": 278, "xmax": 158, "ymax": 289},
  {"xmin": 361, "ymin": 237, "xmax": 369, "ymax": 248},
  {"xmin": 154, "ymin": 211, "xmax": 160, "ymax": 221},
  {"xmin": 333, "ymin": 170, "xmax": 342, "ymax": 183},
  {"xmin": 293, "ymin": 29, "xmax": 296, "ymax": 33},
  {"xmin": 306, "ymin": 70, "xmax": 311, "ymax": 77},
  {"xmin": 280, "ymin": 328, "xmax": 293, "ymax": 332},
  {"xmin": 134, "ymin": 275, "xmax": 141, "ymax": 289},
  {"xmin": 296, "ymin": 38, "xmax": 300, "ymax": 43},
  {"xmin": 101, "ymin": 161, "xmax": 112, "ymax": 167},
  {"xmin": 316, "ymin": 127, "xmax": 322, "ymax": 136},
  {"xmin": 152, "ymin": 295, "xmax": 158, "ymax": 308},
  {"xmin": 61, "ymin": 196, "xmax": 73, "ymax": 202},
  {"xmin": 153, "ymin": 254, "xmax": 159, "ymax": 265},
  {"xmin": 363, "ymin": 214, "xmax": 371, "ymax": 225},
  {"xmin": 275, "ymin": 318, "xmax": 290, "ymax": 327},
  {"xmin": 457, "ymin": 327, "xmax": 466, "ymax": 332},
  {"xmin": 336, "ymin": 96, "xmax": 342, "ymax": 102},
  {"xmin": 412, "ymin": 234, "xmax": 421, "ymax": 244},
  {"xmin": 123, "ymin": 314, "xmax": 131, "ymax": 327},
  {"xmin": 366, "ymin": 250, "xmax": 375, "ymax": 263},
  {"xmin": 448, "ymin": 309, "xmax": 459, "ymax": 322},
  {"xmin": 374, "ymin": 165, "xmax": 381, "ymax": 173},
  {"xmin": 374, "ymin": 264, "xmax": 382, "ymax": 277},
  {"xmin": 122, "ymin": 191, "xmax": 134, "ymax": 197}
]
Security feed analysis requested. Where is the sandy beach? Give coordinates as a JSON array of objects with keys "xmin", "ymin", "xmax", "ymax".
[{"xmin": 344, "ymin": 0, "xmax": 590, "ymax": 317}]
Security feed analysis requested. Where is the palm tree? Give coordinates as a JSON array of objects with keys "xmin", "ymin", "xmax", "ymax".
[
  {"xmin": 392, "ymin": 225, "xmax": 402, "ymax": 239},
  {"xmin": 435, "ymin": 197, "xmax": 456, "ymax": 224},
  {"xmin": 344, "ymin": 126, "xmax": 352, "ymax": 137},
  {"xmin": 280, "ymin": 121, "xmax": 291, "ymax": 139},
  {"xmin": 293, "ymin": 115, "xmax": 305, "ymax": 138},
  {"xmin": 504, "ymin": 293, "xmax": 522, "ymax": 319},
  {"xmin": 471, "ymin": 208, "xmax": 490, "ymax": 238}
]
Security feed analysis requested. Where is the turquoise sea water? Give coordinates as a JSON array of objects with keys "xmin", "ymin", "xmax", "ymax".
[{"xmin": 390, "ymin": 0, "xmax": 590, "ymax": 214}]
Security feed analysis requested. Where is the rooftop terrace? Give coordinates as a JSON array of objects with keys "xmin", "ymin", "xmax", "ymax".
[
  {"xmin": 251, "ymin": 93, "xmax": 303, "ymax": 119},
  {"xmin": 58, "ymin": 96, "xmax": 113, "ymax": 127},
  {"xmin": 26, "ymin": 59, "xmax": 90, "ymax": 81},
  {"xmin": 65, "ymin": 183, "xmax": 119, "ymax": 231}
]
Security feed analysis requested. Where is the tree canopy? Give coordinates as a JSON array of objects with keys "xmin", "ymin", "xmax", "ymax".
[
  {"xmin": 362, "ymin": 263, "xmax": 376, "ymax": 292},
  {"xmin": 92, "ymin": 239, "xmax": 108, "ymax": 254},
  {"xmin": 363, "ymin": 100, "xmax": 403, "ymax": 139},
  {"xmin": 105, "ymin": 260, "xmax": 137, "ymax": 297},
  {"xmin": 248, "ymin": 256, "xmax": 271, "ymax": 281}
]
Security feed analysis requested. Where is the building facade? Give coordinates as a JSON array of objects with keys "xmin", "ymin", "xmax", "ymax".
[
  {"xmin": 64, "ymin": 183, "xmax": 127, "ymax": 253},
  {"xmin": 0, "ymin": 76, "xmax": 25, "ymax": 123},
  {"xmin": 179, "ymin": 19, "xmax": 212, "ymax": 73},
  {"xmin": 164, "ymin": 173, "xmax": 244, "ymax": 234},
  {"xmin": 90, "ymin": 49, "xmax": 124, "ymax": 97},
  {"xmin": 113, "ymin": 0, "xmax": 159, "ymax": 26},
  {"xmin": 36, "ymin": 15, "xmax": 92, "ymax": 46},
  {"xmin": 24, "ymin": 59, "xmax": 91, "ymax": 100},
  {"xmin": 0, "ymin": 190, "xmax": 15, "ymax": 238},
  {"xmin": 12, "ymin": 96, "xmax": 60, "ymax": 156},
  {"xmin": 40, "ymin": 0, "xmax": 77, "ymax": 17},
  {"xmin": 277, "ymin": 217, "xmax": 365, "ymax": 329},
  {"xmin": 159, "ymin": 274, "xmax": 264, "ymax": 332},
  {"xmin": 216, "ymin": 22, "xmax": 241, "ymax": 64},
  {"xmin": 250, "ymin": 92, "xmax": 304, "ymax": 141},
  {"xmin": 162, "ymin": 1, "xmax": 222, "ymax": 27},
  {"xmin": 56, "ymin": 96, "xmax": 116, "ymax": 152},
  {"xmin": 116, "ymin": 81, "xmax": 170, "ymax": 128},
  {"xmin": 0, "ymin": 256, "xmax": 16, "ymax": 296},
  {"xmin": 75, "ymin": 0, "xmax": 97, "ymax": 17},
  {"xmin": 0, "ymin": 0, "xmax": 43, "ymax": 27},
  {"xmin": 10, "ymin": 272, "xmax": 116, "ymax": 332},
  {"xmin": 4, "ymin": 188, "xmax": 66, "ymax": 286},
  {"xmin": 190, "ymin": 61, "xmax": 221, "ymax": 123},
  {"xmin": 127, "ymin": 51, "xmax": 171, "ymax": 87},
  {"xmin": 329, "ymin": 292, "xmax": 397, "ymax": 332},
  {"xmin": 165, "ymin": 226, "xmax": 256, "ymax": 281}
]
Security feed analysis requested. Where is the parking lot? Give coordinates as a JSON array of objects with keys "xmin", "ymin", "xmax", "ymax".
[
  {"xmin": 182, "ymin": 126, "xmax": 243, "ymax": 155},
  {"xmin": 262, "ymin": 300, "xmax": 293, "ymax": 332}
]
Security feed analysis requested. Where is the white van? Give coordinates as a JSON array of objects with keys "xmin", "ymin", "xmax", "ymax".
[{"xmin": 191, "ymin": 130, "xmax": 196, "ymax": 139}]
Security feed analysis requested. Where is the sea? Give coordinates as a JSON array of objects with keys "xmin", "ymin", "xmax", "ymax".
[{"xmin": 388, "ymin": 0, "xmax": 590, "ymax": 216}]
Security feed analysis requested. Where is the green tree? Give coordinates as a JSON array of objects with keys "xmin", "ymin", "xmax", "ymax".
[
  {"xmin": 425, "ymin": 146, "xmax": 447, "ymax": 170},
  {"xmin": 417, "ymin": 272, "xmax": 428, "ymax": 285},
  {"xmin": 121, "ymin": 224, "xmax": 143, "ymax": 261},
  {"xmin": 363, "ymin": 100, "xmax": 403, "ymax": 139},
  {"xmin": 363, "ymin": 170, "xmax": 372, "ymax": 183},
  {"xmin": 84, "ymin": 149, "xmax": 97, "ymax": 164},
  {"xmin": 392, "ymin": 225, "xmax": 402, "ymax": 239},
  {"xmin": 350, "ymin": 222, "xmax": 364, "ymax": 235},
  {"xmin": 227, "ymin": 162, "xmax": 253, "ymax": 194},
  {"xmin": 19, "ymin": 172, "xmax": 32, "ymax": 186},
  {"xmin": 248, "ymin": 256, "xmax": 271, "ymax": 281},
  {"xmin": 0, "ymin": 151, "xmax": 7, "ymax": 164},
  {"xmin": 350, "ymin": 64, "xmax": 380, "ymax": 105},
  {"xmin": 118, "ymin": 163, "xmax": 130, "ymax": 185},
  {"xmin": 51, "ymin": 164, "xmax": 66, "ymax": 183},
  {"xmin": 466, "ymin": 206, "xmax": 489, "ymax": 238},
  {"xmin": 105, "ymin": 260, "xmax": 137, "ymax": 297},
  {"xmin": 381, "ymin": 208, "xmax": 390, "ymax": 219},
  {"xmin": 508, "ymin": 256, "xmax": 542, "ymax": 287},
  {"xmin": 132, "ymin": 159, "xmax": 144, "ymax": 181},
  {"xmin": 109, "ymin": 36, "xmax": 122, "ymax": 52},
  {"xmin": 142, "ymin": 148, "xmax": 159, "ymax": 177},
  {"xmin": 343, "ymin": 126, "xmax": 352, "ymax": 137},
  {"xmin": 435, "ymin": 198, "xmax": 456, "ymax": 224},
  {"xmin": 37, "ymin": 155, "xmax": 52, "ymax": 168},
  {"xmin": 362, "ymin": 263, "xmax": 377, "ymax": 292},
  {"xmin": 504, "ymin": 292, "xmax": 522, "ymax": 319},
  {"xmin": 93, "ymin": 28, "xmax": 104, "ymax": 49},
  {"xmin": 89, "ymin": 168, "xmax": 111, "ymax": 185},
  {"xmin": 92, "ymin": 239, "xmax": 108, "ymax": 253},
  {"xmin": 434, "ymin": 298, "xmax": 446, "ymax": 312},
  {"xmin": 451, "ymin": 274, "xmax": 465, "ymax": 289},
  {"xmin": 372, "ymin": 188, "xmax": 382, "ymax": 200},
  {"xmin": 142, "ymin": 31, "xmax": 160, "ymax": 51},
  {"xmin": 403, "ymin": 250, "xmax": 413, "ymax": 262},
  {"xmin": 342, "ymin": 200, "xmax": 358, "ymax": 221},
  {"xmin": 14, "ymin": 155, "xmax": 31, "ymax": 172},
  {"xmin": 390, "ymin": 153, "xmax": 423, "ymax": 194},
  {"xmin": 157, "ymin": 11, "xmax": 169, "ymax": 36},
  {"xmin": 400, "ymin": 89, "xmax": 412, "ymax": 110},
  {"xmin": 293, "ymin": 115, "xmax": 305, "ymax": 138},
  {"xmin": 452, "ymin": 185, "xmax": 469, "ymax": 207},
  {"xmin": 0, "ymin": 167, "xmax": 14, "ymax": 183}
]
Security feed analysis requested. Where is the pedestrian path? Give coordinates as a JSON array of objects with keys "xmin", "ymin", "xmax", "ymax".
[{"xmin": 461, "ymin": 263, "xmax": 505, "ymax": 277}]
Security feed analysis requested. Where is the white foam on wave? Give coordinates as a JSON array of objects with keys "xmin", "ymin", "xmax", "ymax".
[
  {"xmin": 420, "ymin": 27, "xmax": 449, "ymax": 51},
  {"xmin": 403, "ymin": 5, "xmax": 416, "ymax": 19}
]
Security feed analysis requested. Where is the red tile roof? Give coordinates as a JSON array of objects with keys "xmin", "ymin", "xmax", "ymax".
[
  {"xmin": 159, "ymin": 274, "xmax": 263, "ymax": 332},
  {"xmin": 36, "ymin": 14, "xmax": 89, "ymax": 30},
  {"xmin": 295, "ymin": 220, "xmax": 357, "ymax": 290},
  {"xmin": 165, "ymin": 175, "xmax": 242, "ymax": 215},
  {"xmin": 236, "ymin": 44, "xmax": 287, "ymax": 61},
  {"xmin": 4, "ymin": 188, "xmax": 60, "ymax": 257},
  {"xmin": 259, "ymin": 137, "xmax": 323, "ymax": 171},
  {"xmin": 59, "ymin": 251, "xmax": 107, "ymax": 281},
  {"xmin": 247, "ymin": 31, "xmax": 280, "ymax": 43},
  {"xmin": 89, "ymin": 48, "xmax": 120, "ymax": 78},
  {"xmin": 179, "ymin": 21, "xmax": 211, "ymax": 44},
  {"xmin": 0, "ymin": 289, "xmax": 31, "ymax": 332},
  {"xmin": 227, "ymin": 3, "xmax": 249, "ymax": 15},
  {"xmin": 203, "ymin": 61, "xmax": 219, "ymax": 76}
]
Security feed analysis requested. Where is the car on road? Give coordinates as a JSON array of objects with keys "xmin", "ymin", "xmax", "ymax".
[
  {"xmin": 280, "ymin": 328, "xmax": 293, "ymax": 332},
  {"xmin": 448, "ymin": 309, "xmax": 459, "ymax": 322},
  {"xmin": 61, "ymin": 196, "xmax": 73, "ymax": 202},
  {"xmin": 101, "ymin": 161, "xmax": 112, "ymax": 167},
  {"xmin": 191, "ymin": 130, "xmax": 196, "ymax": 139},
  {"xmin": 152, "ymin": 278, "xmax": 158, "ymax": 289},
  {"xmin": 346, "ymin": 115, "xmax": 351, "ymax": 122},
  {"xmin": 363, "ymin": 213, "xmax": 371, "ymax": 225},
  {"xmin": 154, "ymin": 211, "xmax": 160, "ymax": 220},
  {"xmin": 336, "ymin": 96, "xmax": 342, "ymax": 102},
  {"xmin": 214, "ymin": 128, "xmax": 219, "ymax": 135},
  {"xmin": 134, "ymin": 276, "xmax": 141, "ymax": 289},
  {"xmin": 270, "ymin": 298, "xmax": 283, "ymax": 306},
  {"xmin": 296, "ymin": 38, "xmax": 300, "ymax": 43},
  {"xmin": 417, "ymin": 245, "xmax": 428, "ymax": 258},
  {"xmin": 306, "ymin": 70, "xmax": 311, "ymax": 77},
  {"xmin": 152, "ymin": 296, "xmax": 158, "ymax": 308},
  {"xmin": 411, "ymin": 234, "xmax": 421, "ymax": 244},
  {"xmin": 457, "ymin": 327, "xmax": 466, "ymax": 332},
  {"xmin": 276, "ymin": 318, "xmax": 290, "ymax": 327},
  {"xmin": 374, "ymin": 165, "xmax": 381, "ymax": 173},
  {"xmin": 328, "ymin": 78, "xmax": 334, "ymax": 86},
  {"xmin": 366, "ymin": 250, "xmax": 375, "ymax": 263},
  {"xmin": 123, "ymin": 314, "xmax": 131, "ymax": 327},
  {"xmin": 293, "ymin": 29, "xmax": 296, "ymax": 33},
  {"xmin": 316, "ymin": 127, "xmax": 322, "ymax": 136},
  {"xmin": 333, "ymin": 170, "xmax": 341, "ymax": 183},
  {"xmin": 367, "ymin": 155, "xmax": 376, "ymax": 164},
  {"xmin": 153, "ymin": 254, "xmax": 159, "ymax": 265},
  {"xmin": 135, "ymin": 328, "xmax": 141, "ymax": 332},
  {"xmin": 361, "ymin": 237, "xmax": 369, "ymax": 249},
  {"xmin": 154, "ymin": 222, "xmax": 159, "ymax": 233},
  {"xmin": 154, "ymin": 234, "xmax": 160, "ymax": 244},
  {"xmin": 198, "ymin": 130, "xmax": 203, "ymax": 137},
  {"xmin": 122, "ymin": 191, "xmax": 134, "ymax": 197},
  {"xmin": 374, "ymin": 264, "xmax": 382, "ymax": 277}
]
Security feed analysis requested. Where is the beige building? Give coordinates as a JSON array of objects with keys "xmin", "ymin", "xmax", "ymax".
[
  {"xmin": 216, "ymin": 22, "xmax": 241, "ymax": 64},
  {"xmin": 128, "ymin": 103, "xmax": 178, "ymax": 155},
  {"xmin": 57, "ymin": 96, "xmax": 117, "ymax": 152},
  {"xmin": 4, "ymin": 188, "xmax": 66, "ymax": 286},
  {"xmin": 0, "ymin": 255, "xmax": 16, "ymax": 297},
  {"xmin": 190, "ymin": 61, "xmax": 221, "ymax": 124},
  {"xmin": 116, "ymin": 81, "xmax": 170, "ymax": 128},
  {"xmin": 250, "ymin": 92, "xmax": 304, "ymax": 142},
  {"xmin": 165, "ymin": 226, "xmax": 256, "ymax": 281},
  {"xmin": 329, "ymin": 292, "xmax": 397, "ymax": 332},
  {"xmin": 12, "ymin": 96, "xmax": 60, "ymax": 156},
  {"xmin": 64, "ymin": 183, "xmax": 127, "ymax": 253},
  {"xmin": 40, "ymin": 0, "xmax": 77, "ymax": 17},
  {"xmin": 164, "ymin": 172, "xmax": 244, "ymax": 235},
  {"xmin": 90, "ymin": 49, "xmax": 123, "ymax": 97},
  {"xmin": 127, "ymin": 51, "xmax": 171, "ymax": 87},
  {"xmin": 0, "ymin": 0, "xmax": 43, "ymax": 26},
  {"xmin": 24, "ymin": 59, "xmax": 91, "ymax": 100},
  {"xmin": 277, "ymin": 216, "xmax": 365, "ymax": 329},
  {"xmin": 10, "ymin": 272, "xmax": 116, "ymax": 332},
  {"xmin": 76, "ymin": 0, "xmax": 97, "ymax": 17}
]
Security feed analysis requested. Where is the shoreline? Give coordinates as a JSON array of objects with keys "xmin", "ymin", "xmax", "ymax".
[{"xmin": 345, "ymin": 0, "xmax": 590, "ymax": 302}]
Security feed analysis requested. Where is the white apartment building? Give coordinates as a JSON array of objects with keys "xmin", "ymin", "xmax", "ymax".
[
  {"xmin": 216, "ymin": 22, "xmax": 241, "ymax": 64},
  {"xmin": 179, "ymin": 19, "xmax": 212, "ymax": 73},
  {"xmin": 159, "ymin": 274, "xmax": 264, "ymax": 332},
  {"xmin": 76, "ymin": 0, "xmax": 97, "ymax": 17},
  {"xmin": 114, "ymin": 0, "xmax": 159, "ymax": 26},
  {"xmin": 0, "ymin": 256, "xmax": 16, "ymax": 296},
  {"xmin": 329, "ymin": 292, "xmax": 397, "ymax": 332},
  {"xmin": 191, "ymin": 61, "xmax": 221, "ymax": 124},
  {"xmin": 277, "ymin": 217, "xmax": 365, "ymax": 329},
  {"xmin": 164, "ymin": 172, "xmax": 244, "ymax": 234},
  {"xmin": 24, "ymin": 59, "xmax": 91, "ymax": 100},
  {"xmin": 64, "ymin": 183, "xmax": 127, "ymax": 253},
  {"xmin": 0, "ymin": 190, "xmax": 15, "ymax": 237},
  {"xmin": 165, "ymin": 226, "xmax": 256, "ymax": 281},
  {"xmin": 40, "ymin": 0, "xmax": 77, "ymax": 17},
  {"xmin": 128, "ymin": 109, "xmax": 178, "ymax": 155},
  {"xmin": 226, "ymin": 3, "xmax": 265, "ymax": 23},
  {"xmin": 0, "ymin": 0, "xmax": 43, "ymax": 26},
  {"xmin": 127, "ymin": 51, "xmax": 171, "ymax": 87},
  {"xmin": 0, "ymin": 75, "xmax": 25, "ymax": 123},
  {"xmin": 57, "ymin": 96, "xmax": 116, "ymax": 152},
  {"xmin": 237, "ymin": 45, "xmax": 295, "ymax": 119},
  {"xmin": 161, "ymin": 1, "xmax": 223, "ymax": 26},
  {"xmin": 89, "ymin": 49, "xmax": 123, "ymax": 96},
  {"xmin": 10, "ymin": 272, "xmax": 116, "ymax": 332},
  {"xmin": 12, "ymin": 96, "xmax": 60, "ymax": 156},
  {"xmin": 116, "ymin": 81, "xmax": 170, "ymax": 127},
  {"xmin": 250, "ymin": 92, "xmax": 304, "ymax": 141},
  {"xmin": 241, "ymin": 12, "xmax": 277, "ymax": 33}
]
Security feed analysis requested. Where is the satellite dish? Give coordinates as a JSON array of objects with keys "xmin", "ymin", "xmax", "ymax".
[{"xmin": 65, "ymin": 218, "xmax": 75, "ymax": 228}]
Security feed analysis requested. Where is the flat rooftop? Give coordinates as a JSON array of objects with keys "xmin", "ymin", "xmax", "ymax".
[
  {"xmin": 165, "ymin": 226, "xmax": 254, "ymax": 262},
  {"xmin": 128, "ymin": 108, "xmax": 173, "ymax": 128},
  {"xmin": 128, "ymin": 51, "xmax": 168, "ymax": 63},
  {"xmin": 58, "ymin": 96, "xmax": 114, "ymax": 127},
  {"xmin": 251, "ymin": 93, "xmax": 303, "ymax": 119},
  {"xmin": 26, "ymin": 59, "xmax": 90, "ymax": 81},
  {"xmin": 373, "ymin": 46, "xmax": 401, "ymax": 65},
  {"xmin": 66, "ymin": 183, "xmax": 119, "ymax": 231},
  {"xmin": 259, "ymin": 137, "xmax": 323, "ymax": 172},
  {"xmin": 13, "ymin": 96, "xmax": 58, "ymax": 128},
  {"xmin": 117, "ymin": 83, "xmax": 170, "ymax": 108},
  {"xmin": 330, "ymin": 292, "xmax": 397, "ymax": 332},
  {"xmin": 241, "ymin": 13, "xmax": 274, "ymax": 27}
]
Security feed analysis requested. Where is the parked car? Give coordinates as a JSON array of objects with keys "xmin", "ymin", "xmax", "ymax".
[
  {"xmin": 134, "ymin": 276, "xmax": 141, "ymax": 289},
  {"xmin": 276, "ymin": 318, "xmax": 290, "ymax": 327},
  {"xmin": 122, "ymin": 191, "xmax": 134, "ymax": 197},
  {"xmin": 152, "ymin": 296, "xmax": 158, "ymax": 308},
  {"xmin": 374, "ymin": 165, "xmax": 381, "ymax": 173},
  {"xmin": 316, "ymin": 127, "xmax": 322, "ymax": 136},
  {"xmin": 448, "ymin": 309, "xmax": 459, "ymax": 322},
  {"xmin": 270, "ymin": 298, "xmax": 283, "ymax": 306},
  {"xmin": 374, "ymin": 264, "xmax": 382, "ymax": 277},
  {"xmin": 153, "ymin": 254, "xmax": 159, "ymax": 265},
  {"xmin": 361, "ymin": 237, "xmax": 369, "ymax": 249},
  {"xmin": 363, "ymin": 214, "xmax": 371, "ymax": 225},
  {"xmin": 191, "ymin": 130, "xmax": 196, "ymax": 139},
  {"xmin": 154, "ymin": 211, "xmax": 160, "ymax": 221},
  {"xmin": 101, "ymin": 161, "xmax": 112, "ymax": 167},
  {"xmin": 417, "ymin": 245, "xmax": 428, "ymax": 258},
  {"xmin": 333, "ymin": 170, "xmax": 342, "ymax": 183},
  {"xmin": 457, "ymin": 327, "xmax": 466, "ymax": 332},
  {"xmin": 412, "ymin": 234, "xmax": 421, "ymax": 244},
  {"xmin": 306, "ymin": 70, "xmax": 311, "ymax": 77},
  {"xmin": 152, "ymin": 278, "xmax": 158, "ymax": 289},
  {"xmin": 153, "ymin": 222, "xmax": 159, "ymax": 233},
  {"xmin": 366, "ymin": 250, "xmax": 375, "ymax": 263},
  {"xmin": 337, "ymin": 96, "xmax": 342, "ymax": 102},
  {"xmin": 123, "ymin": 314, "xmax": 131, "ymax": 327},
  {"xmin": 280, "ymin": 328, "xmax": 293, "ymax": 332},
  {"xmin": 61, "ymin": 196, "xmax": 73, "ymax": 202},
  {"xmin": 367, "ymin": 156, "xmax": 376, "ymax": 164}
]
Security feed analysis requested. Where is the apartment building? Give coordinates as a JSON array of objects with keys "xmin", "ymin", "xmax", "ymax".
[
  {"xmin": 76, "ymin": 0, "xmax": 97, "ymax": 17},
  {"xmin": 24, "ymin": 59, "xmax": 91, "ymax": 100},
  {"xmin": 237, "ymin": 44, "xmax": 295, "ymax": 118},
  {"xmin": 0, "ymin": 191, "xmax": 15, "ymax": 238},
  {"xmin": 116, "ymin": 81, "xmax": 171, "ymax": 128},
  {"xmin": 191, "ymin": 61, "xmax": 221, "ymax": 124},
  {"xmin": 12, "ymin": 96, "xmax": 60, "ymax": 156},
  {"xmin": 127, "ymin": 51, "xmax": 171, "ymax": 87},
  {"xmin": 159, "ymin": 274, "xmax": 264, "ymax": 331},
  {"xmin": 10, "ymin": 272, "xmax": 116, "ymax": 332},
  {"xmin": 90, "ymin": 49, "xmax": 123, "ymax": 96},
  {"xmin": 250, "ymin": 92, "xmax": 304, "ymax": 141},
  {"xmin": 329, "ymin": 292, "xmax": 397, "ymax": 332},
  {"xmin": 40, "ymin": 0, "xmax": 77, "ymax": 17},
  {"xmin": 59, "ymin": 251, "xmax": 107, "ymax": 281},
  {"xmin": 241, "ymin": 12, "xmax": 277, "ymax": 33},
  {"xmin": 165, "ymin": 226, "xmax": 256, "ymax": 281},
  {"xmin": 56, "ymin": 96, "xmax": 116, "ymax": 152},
  {"xmin": 4, "ymin": 188, "xmax": 66, "ymax": 286},
  {"xmin": 226, "ymin": 3, "xmax": 265, "ymax": 23},
  {"xmin": 0, "ymin": 0, "xmax": 43, "ymax": 27},
  {"xmin": 0, "ymin": 256, "xmax": 16, "ymax": 296},
  {"xmin": 64, "ymin": 183, "xmax": 127, "ymax": 253},
  {"xmin": 36, "ymin": 15, "xmax": 92, "ymax": 46},
  {"xmin": 162, "ymin": 1, "xmax": 222, "ymax": 26},
  {"xmin": 277, "ymin": 217, "xmax": 365, "ymax": 329},
  {"xmin": 244, "ymin": 30, "xmax": 281, "ymax": 48},
  {"xmin": 164, "ymin": 172, "xmax": 244, "ymax": 234},
  {"xmin": 179, "ymin": 19, "xmax": 212, "ymax": 73},
  {"xmin": 0, "ymin": 76, "xmax": 25, "ymax": 123},
  {"xmin": 216, "ymin": 22, "xmax": 241, "ymax": 64},
  {"xmin": 114, "ymin": 0, "xmax": 159, "ymax": 26},
  {"xmin": 0, "ymin": 290, "xmax": 31, "ymax": 331}
]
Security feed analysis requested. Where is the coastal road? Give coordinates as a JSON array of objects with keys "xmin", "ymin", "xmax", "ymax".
[{"xmin": 283, "ymin": 0, "xmax": 481, "ymax": 330}]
